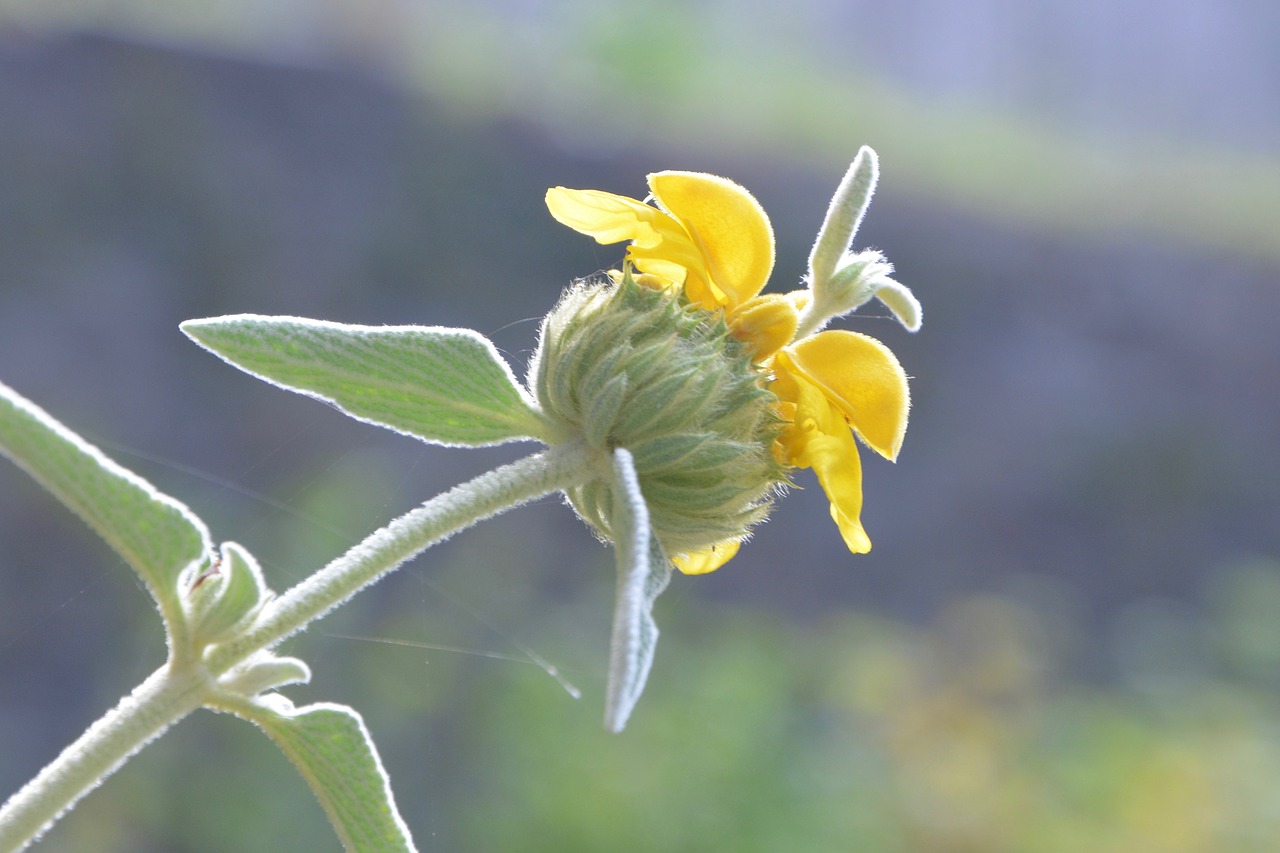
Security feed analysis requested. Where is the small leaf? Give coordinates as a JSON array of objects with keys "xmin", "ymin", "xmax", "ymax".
[
  {"xmin": 235, "ymin": 696, "xmax": 415, "ymax": 853},
  {"xmin": 875, "ymin": 278, "xmax": 923, "ymax": 332},
  {"xmin": 809, "ymin": 146, "xmax": 879, "ymax": 290},
  {"xmin": 186, "ymin": 541, "xmax": 271, "ymax": 645},
  {"xmin": 218, "ymin": 652, "xmax": 311, "ymax": 696},
  {"xmin": 603, "ymin": 447, "xmax": 673, "ymax": 733},
  {"xmin": 0, "ymin": 380, "xmax": 211, "ymax": 644},
  {"xmin": 182, "ymin": 315, "xmax": 549, "ymax": 447}
]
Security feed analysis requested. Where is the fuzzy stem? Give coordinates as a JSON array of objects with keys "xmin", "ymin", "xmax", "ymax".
[
  {"xmin": 791, "ymin": 300, "xmax": 831, "ymax": 342},
  {"xmin": 206, "ymin": 441, "xmax": 598, "ymax": 675},
  {"xmin": 0, "ymin": 664, "xmax": 206, "ymax": 852},
  {"xmin": 0, "ymin": 441, "xmax": 600, "ymax": 850}
]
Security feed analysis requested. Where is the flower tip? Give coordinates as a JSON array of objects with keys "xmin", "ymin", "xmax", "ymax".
[
  {"xmin": 672, "ymin": 540, "xmax": 741, "ymax": 575},
  {"xmin": 543, "ymin": 185, "xmax": 579, "ymax": 225},
  {"xmin": 833, "ymin": 508, "xmax": 873, "ymax": 554},
  {"xmin": 544, "ymin": 185, "xmax": 568, "ymax": 208},
  {"xmin": 878, "ymin": 406, "xmax": 909, "ymax": 463},
  {"xmin": 874, "ymin": 279, "xmax": 922, "ymax": 333}
]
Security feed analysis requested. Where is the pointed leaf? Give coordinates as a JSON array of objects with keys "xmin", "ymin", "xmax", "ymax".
[
  {"xmin": 604, "ymin": 448, "xmax": 673, "ymax": 733},
  {"xmin": 219, "ymin": 652, "xmax": 311, "ymax": 696},
  {"xmin": 0, "ymin": 380, "xmax": 211, "ymax": 641},
  {"xmin": 182, "ymin": 315, "xmax": 548, "ymax": 447},
  {"xmin": 809, "ymin": 146, "xmax": 879, "ymax": 289},
  {"xmin": 239, "ymin": 696, "xmax": 415, "ymax": 853}
]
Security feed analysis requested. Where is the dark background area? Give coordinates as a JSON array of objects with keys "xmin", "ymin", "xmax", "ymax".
[{"xmin": 1, "ymin": 4, "xmax": 1278, "ymax": 849}]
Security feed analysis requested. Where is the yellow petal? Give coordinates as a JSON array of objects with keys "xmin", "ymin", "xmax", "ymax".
[
  {"xmin": 729, "ymin": 293, "xmax": 800, "ymax": 360},
  {"xmin": 628, "ymin": 239, "xmax": 717, "ymax": 304},
  {"xmin": 546, "ymin": 185, "xmax": 719, "ymax": 304},
  {"xmin": 629, "ymin": 272, "xmax": 679, "ymax": 293},
  {"xmin": 786, "ymin": 329, "xmax": 909, "ymax": 460},
  {"xmin": 788, "ymin": 289, "xmax": 812, "ymax": 314},
  {"xmin": 672, "ymin": 539, "xmax": 741, "ymax": 575},
  {"xmin": 545, "ymin": 187, "xmax": 666, "ymax": 247},
  {"xmin": 776, "ymin": 371, "xmax": 872, "ymax": 553},
  {"xmin": 648, "ymin": 171, "xmax": 774, "ymax": 306},
  {"xmin": 679, "ymin": 270, "xmax": 722, "ymax": 311}
]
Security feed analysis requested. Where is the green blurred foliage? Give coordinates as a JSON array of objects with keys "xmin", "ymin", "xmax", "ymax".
[
  {"xmin": 38, "ymin": 557, "xmax": 1280, "ymax": 851},
  {"xmin": 432, "ymin": 561, "xmax": 1280, "ymax": 852}
]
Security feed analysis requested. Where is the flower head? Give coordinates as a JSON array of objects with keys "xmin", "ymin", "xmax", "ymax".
[
  {"xmin": 546, "ymin": 154, "xmax": 917, "ymax": 572},
  {"xmin": 546, "ymin": 171, "xmax": 774, "ymax": 312},
  {"xmin": 530, "ymin": 274, "xmax": 785, "ymax": 561}
]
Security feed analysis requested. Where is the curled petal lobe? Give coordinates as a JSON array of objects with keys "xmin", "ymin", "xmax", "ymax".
[
  {"xmin": 628, "ymin": 238, "xmax": 718, "ymax": 305},
  {"xmin": 775, "ymin": 371, "xmax": 872, "ymax": 553},
  {"xmin": 672, "ymin": 539, "xmax": 741, "ymax": 575},
  {"xmin": 786, "ymin": 329, "xmax": 909, "ymax": 460},
  {"xmin": 545, "ymin": 185, "xmax": 724, "ymax": 306},
  {"xmin": 648, "ymin": 171, "xmax": 775, "ymax": 307},
  {"xmin": 614, "ymin": 270, "xmax": 680, "ymax": 294},
  {"xmin": 729, "ymin": 293, "xmax": 800, "ymax": 360}
]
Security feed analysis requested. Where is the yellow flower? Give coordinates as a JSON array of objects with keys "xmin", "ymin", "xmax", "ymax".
[
  {"xmin": 771, "ymin": 331, "xmax": 909, "ymax": 554},
  {"xmin": 546, "ymin": 173, "xmax": 797, "ymax": 358},
  {"xmin": 546, "ymin": 170, "xmax": 911, "ymax": 570}
]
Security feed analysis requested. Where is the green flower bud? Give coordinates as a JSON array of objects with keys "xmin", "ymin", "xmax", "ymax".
[
  {"xmin": 182, "ymin": 541, "xmax": 271, "ymax": 648},
  {"xmin": 530, "ymin": 273, "xmax": 786, "ymax": 555}
]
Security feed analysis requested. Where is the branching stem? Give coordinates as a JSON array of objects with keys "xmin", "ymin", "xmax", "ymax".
[{"xmin": 0, "ymin": 441, "xmax": 599, "ymax": 851}]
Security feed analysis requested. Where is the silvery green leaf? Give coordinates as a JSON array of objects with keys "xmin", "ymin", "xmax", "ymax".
[
  {"xmin": 603, "ymin": 447, "xmax": 673, "ymax": 733},
  {"xmin": 809, "ymin": 146, "xmax": 879, "ymax": 289},
  {"xmin": 875, "ymin": 278, "xmax": 924, "ymax": 332},
  {"xmin": 0, "ymin": 380, "xmax": 212, "ymax": 645},
  {"xmin": 236, "ymin": 696, "xmax": 415, "ymax": 853},
  {"xmin": 217, "ymin": 652, "xmax": 311, "ymax": 696},
  {"xmin": 182, "ymin": 315, "xmax": 549, "ymax": 447}
]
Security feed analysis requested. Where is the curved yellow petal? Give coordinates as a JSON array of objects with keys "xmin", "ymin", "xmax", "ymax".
[
  {"xmin": 775, "ymin": 370, "xmax": 872, "ymax": 553},
  {"xmin": 545, "ymin": 187, "xmax": 667, "ymax": 247},
  {"xmin": 546, "ymin": 185, "xmax": 719, "ymax": 305},
  {"xmin": 729, "ymin": 293, "xmax": 800, "ymax": 360},
  {"xmin": 786, "ymin": 329, "xmax": 909, "ymax": 461},
  {"xmin": 672, "ymin": 539, "xmax": 741, "ymax": 575},
  {"xmin": 648, "ymin": 171, "xmax": 774, "ymax": 306},
  {"xmin": 628, "ymin": 238, "xmax": 717, "ymax": 305},
  {"xmin": 627, "ymin": 271, "xmax": 680, "ymax": 293},
  {"xmin": 677, "ymin": 267, "xmax": 722, "ymax": 311}
]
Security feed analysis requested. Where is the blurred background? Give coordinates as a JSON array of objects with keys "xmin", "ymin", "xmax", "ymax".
[{"xmin": 1, "ymin": 1, "xmax": 1278, "ymax": 850}]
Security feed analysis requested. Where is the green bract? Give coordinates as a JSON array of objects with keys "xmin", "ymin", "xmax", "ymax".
[
  {"xmin": 603, "ymin": 447, "xmax": 671, "ymax": 732},
  {"xmin": 531, "ymin": 275, "xmax": 786, "ymax": 556}
]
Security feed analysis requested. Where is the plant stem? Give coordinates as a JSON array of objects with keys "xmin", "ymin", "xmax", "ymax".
[
  {"xmin": 0, "ymin": 664, "xmax": 206, "ymax": 852},
  {"xmin": 791, "ymin": 302, "xmax": 828, "ymax": 342},
  {"xmin": 206, "ymin": 440, "xmax": 598, "ymax": 674},
  {"xmin": 0, "ymin": 441, "xmax": 599, "ymax": 850}
]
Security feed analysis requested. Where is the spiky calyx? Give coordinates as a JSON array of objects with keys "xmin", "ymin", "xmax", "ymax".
[{"xmin": 530, "ymin": 274, "xmax": 785, "ymax": 555}]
